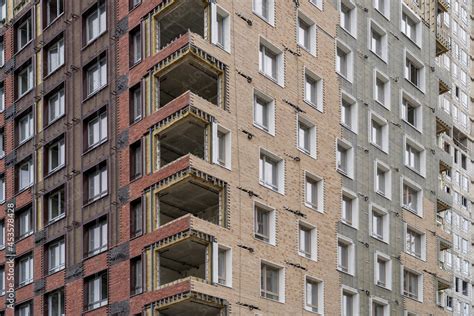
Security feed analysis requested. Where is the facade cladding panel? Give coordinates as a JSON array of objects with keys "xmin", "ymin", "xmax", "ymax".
[{"xmin": 0, "ymin": 0, "xmax": 468, "ymax": 315}]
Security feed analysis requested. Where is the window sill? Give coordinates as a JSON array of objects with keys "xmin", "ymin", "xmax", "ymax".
[
  {"xmin": 43, "ymin": 63, "xmax": 65, "ymax": 80},
  {"xmin": 82, "ymin": 84, "xmax": 108, "ymax": 103},
  {"xmin": 259, "ymin": 182, "xmax": 284, "ymax": 196},
  {"xmin": 303, "ymin": 99, "xmax": 323, "ymax": 113},
  {"xmin": 83, "ymin": 248, "xmax": 108, "ymax": 260},
  {"xmin": 253, "ymin": 123, "xmax": 274, "ymax": 136},
  {"xmin": 297, "ymin": 147, "xmax": 316, "ymax": 160},
  {"xmin": 44, "ymin": 164, "xmax": 65, "ymax": 179},
  {"xmin": 304, "ymin": 202, "xmax": 323, "ymax": 214},
  {"xmin": 370, "ymin": 142, "xmax": 388, "ymax": 154},
  {"xmin": 375, "ymin": 282, "xmax": 391, "ymax": 291},
  {"xmin": 16, "ymin": 135, "xmax": 33, "ymax": 148},
  {"xmin": 340, "ymin": 123, "xmax": 357, "ymax": 134},
  {"xmin": 370, "ymin": 234, "xmax": 389, "ymax": 245},
  {"xmin": 404, "ymin": 251, "xmax": 424, "ymax": 262},
  {"xmin": 45, "ymin": 213, "xmax": 66, "ymax": 227},
  {"xmin": 214, "ymin": 42, "xmax": 231, "ymax": 54},
  {"xmin": 298, "ymin": 252, "xmax": 317, "ymax": 262},
  {"xmin": 215, "ymin": 161, "xmax": 231, "ymax": 171},
  {"xmin": 400, "ymin": 32, "xmax": 421, "ymax": 49},
  {"xmin": 258, "ymin": 71, "xmax": 284, "ymax": 88},
  {"xmin": 16, "ymin": 231, "xmax": 33, "ymax": 242},
  {"xmin": 85, "ymin": 300, "xmax": 108, "ymax": 312},
  {"xmin": 82, "ymin": 31, "xmax": 107, "ymax": 51},
  {"xmin": 374, "ymin": 9, "xmax": 390, "ymax": 21},
  {"xmin": 15, "ymin": 87, "xmax": 34, "ymax": 103},
  {"xmin": 376, "ymin": 190, "xmax": 391, "ymax": 201},
  {"xmin": 298, "ymin": 44, "xmax": 316, "ymax": 57},
  {"xmin": 253, "ymin": 236, "xmax": 275, "ymax": 247},
  {"xmin": 129, "ymin": 2, "xmax": 141, "ymax": 12},
  {"xmin": 404, "ymin": 78, "xmax": 425, "ymax": 94},
  {"xmin": 43, "ymin": 113, "xmax": 66, "ymax": 131},
  {"xmin": 15, "ymin": 184, "xmax": 33, "ymax": 196},
  {"xmin": 43, "ymin": 12, "xmax": 65, "ymax": 31},
  {"xmin": 304, "ymin": 307, "xmax": 322, "ymax": 315},
  {"xmin": 336, "ymin": 267, "xmax": 354, "ymax": 276},
  {"xmin": 14, "ymin": 39, "xmax": 33, "ymax": 57},
  {"xmin": 370, "ymin": 49, "xmax": 388, "ymax": 64},
  {"xmin": 337, "ymin": 168, "xmax": 353, "ymax": 180},
  {"xmin": 404, "ymin": 165, "xmax": 425, "ymax": 178},
  {"xmin": 401, "ymin": 119, "xmax": 422, "ymax": 134},
  {"xmin": 374, "ymin": 99, "xmax": 390, "ymax": 111},
  {"xmin": 252, "ymin": 12, "xmax": 275, "ymax": 27},
  {"xmin": 341, "ymin": 220, "xmax": 357, "ymax": 230},
  {"xmin": 129, "ymin": 58, "xmax": 142, "ymax": 70},
  {"xmin": 260, "ymin": 295, "xmax": 284, "ymax": 304},
  {"xmin": 336, "ymin": 71, "xmax": 353, "ymax": 84},
  {"xmin": 83, "ymin": 138, "xmax": 108, "ymax": 155},
  {"xmin": 340, "ymin": 26, "xmax": 357, "ymax": 39},
  {"xmin": 83, "ymin": 193, "xmax": 108, "ymax": 208},
  {"xmin": 16, "ymin": 280, "xmax": 33, "ymax": 289},
  {"xmin": 47, "ymin": 265, "xmax": 65, "ymax": 276}
]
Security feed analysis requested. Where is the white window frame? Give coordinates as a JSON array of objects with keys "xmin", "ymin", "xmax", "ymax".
[
  {"xmin": 370, "ymin": 296, "xmax": 390, "ymax": 316},
  {"xmin": 341, "ymin": 188, "xmax": 359, "ymax": 229},
  {"xmin": 401, "ymin": 176, "xmax": 423, "ymax": 216},
  {"xmin": 404, "ymin": 49, "xmax": 425, "ymax": 92},
  {"xmin": 374, "ymin": 160, "xmax": 391, "ymax": 199},
  {"xmin": 18, "ymin": 158, "xmax": 33, "ymax": 191},
  {"xmin": 85, "ymin": 0, "xmax": 106, "ymax": 44},
  {"xmin": 259, "ymin": 37, "xmax": 284, "ymax": 86},
  {"xmin": 336, "ymin": 139, "xmax": 354, "ymax": 179},
  {"xmin": 260, "ymin": 260, "xmax": 285, "ymax": 303},
  {"xmin": 369, "ymin": 111, "xmax": 389, "ymax": 153},
  {"xmin": 373, "ymin": 69, "xmax": 390, "ymax": 109},
  {"xmin": 304, "ymin": 68, "xmax": 323, "ymax": 111},
  {"xmin": 339, "ymin": 0, "xmax": 357, "ymax": 37},
  {"xmin": 17, "ymin": 62, "xmax": 33, "ymax": 98},
  {"xmin": 373, "ymin": 0, "xmax": 390, "ymax": 19},
  {"xmin": 297, "ymin": 115, "xmax": 317, "ymax": 158},
  {"xmin": 341, "ymin": 285, "xmax": 359, "ymax": 316},
  {"xmin": 259, "ymin": 148, "xmax": 285, "ymax": 194},
  {"xmin": 404, "ymin": 135, "xmax": 426, "ymax": 176},
  {"xmin": 18, "ymin": 111, "xmax": 33, "ymax": 144},
  {"xmin": 212, "ymin": 243, "xmax": 232, "ymax": 288},
  {"xmin": 336, "ymin": 40, "xmax": 354, "ymax": 82},
  {"xmin": 369, "ymin": 20, "xmax": 388, "ymax": 61},
  {"xmin": 297, "ymin": 11, "xmax": 316, "ymax": 55},
  {"xmin": 46, "ymin": 37, "xmax": 64, "ymax": 75},
  {"xmin": 298, "ymin": 221, "xmax": 317, "ymax": 261},
  {"xmin": 18, "ymin": 254, "xmax": 33, "ymax": 286},
  {"xmin": 304, "ymin": 275, "xmax": 324, "ymax": 313},
  {"xmin": 86, "ymin": 56, "xmax": 107, "ymax": 96},
  {"xmin": 341, "ymin": 91, "xmax": 358, "ymax": 133},
  {"xmin": 47, "ymin": 189, "xmax": 64, "ymax": 223},
  {"xmin": 337, "ymin": 235, "xmax": 355, "ymax": 275},
  {"xmin": 47, "ymin": 239, "xmax": 65, "ymax": 273},
  {"xmin": 252, "ymin": 0, "xmax": 275, "ymax": 25},
  {"xmin": 211, "ymin": 4, "xmax": 231, "ymax": 52},
  {"xmin": 401, "ymin": 3, "xmax": 422, "ymax": 46},
  {"xmin": 402, "ymin": 266, "xmax": 423, "ymax": 302},
  {"xmin": 47, "ymin": 138, "xmax": 65, "ymax": 173},
  {"xmin": 370, "ymin": 203, "xmax": 390, "ymax": 242},
  {"xmin": 47, "ymin": 88, "xmax": 65, "ymax": 124},
  {"xmin": 253, "ymin": 201, "xmax": 276, "ymax": 245},
  {"xmin": 374, "ymin": 251, "xmax": 392, "ymax": 290},
  {"xmin": 400, "ymin": 90, "xmax": 422, "ymax": 132},
  {"xmin": 212, "ymin": 123, "xmax": 231, "ymax": 170},
  {"xmin": 253, "ymin": 90, "xmax": 275, "ymax": 135},
  {"xmin": 87, "ymin": 111, "xmax": 107, "ymax": 148},
  {"xmin": 304, "ymin": 171, "xmax": 324, "ymax": 212},
  {"xmin": 404, "ymin": 223, "xmax": 426, "ymax": 260}
]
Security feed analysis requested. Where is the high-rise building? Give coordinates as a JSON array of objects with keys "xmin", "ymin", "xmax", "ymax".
[{"xmin": 0, "ymin": 0, "xmax": 469, "ymax": 315}]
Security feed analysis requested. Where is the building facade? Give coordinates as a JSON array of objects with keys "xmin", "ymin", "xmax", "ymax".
[{"xmin": 0, "ymin": 0, "xmax": 469, "ymax": 315}]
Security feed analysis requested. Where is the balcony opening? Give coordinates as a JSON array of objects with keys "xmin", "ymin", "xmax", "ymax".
[
  {"xmin": 157, "ymin": 1, "xmax": 205, "ymax": 50},
  {"xmin": 158, "ymin": 177, "xmax": 221, "ymax": 226},
  {"xmin": 158, "ymin": 57, "xmax": 220, "ymax": 107},
  {"xmin": 158, "ymin": 115, "xmax": 206, "ymax": 166},
  {"xmin": 158, "ymin": 238, "xmax": 208, "ymax": 285},
  {"xmin": 155, "ymin": 293, "xmax": 227, "ymax": 316}
]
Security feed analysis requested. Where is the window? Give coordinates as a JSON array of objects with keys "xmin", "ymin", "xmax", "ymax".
[
  {"xmin": 17, "ymin": 111, "xmax": 33, "ymax": 144},
  {"xmin": 129, "ymin": 0, "xmax": 141, "ymax": 10},
  {"xmin": 47, "ymin": 138, "xmax": 65, "ymax": 173},
  {"xmin": 253, "ymin": 0, "xmax": 274, "ymax": 24},
  {"xmin": 0, "ymin": 131, "xmax": 3, "ymax": 158},
  {"xmin": 297, "ymin": 13, "xmax": 316, "ymax": 54},
  {"xmin": 259, "ymin": 39, "xmax": 283, "ymax": 85},
  {"xmin": 337, "ymin": 140, "xmax": 354, "ymax": 178},
  {"xmin": 401, "ymin": 92, "xmax": 421, "ymax": 130},
  {"xmin": 15, "ymin": 301, "xmax": 32, "ymax": 316},
  {"xmin": 0, "ymin": 176, "xmax": 4, "ymax": 204},
  {"xmin": 15, "ymin": 206, "xmax": 32, "ymax": 241},
  {"xmin": 130, "ymin": 141, "xmax": 142, "ymax": 180},
  {"xmin": 298, "ymin": 118, "xmax": 316, "ymax": 157},
  {"xmin": 17, "ymin": 253, "xmax": 33, "ymax": 286},
  {"xmin": 305, "ymin": 173, "xmax": 323, "ymax": 211},
  {"xmin": 403, "ymin": 268, "xmax": 422, "ymax": 301},
  {"xmin": 340, "ymin": 0, "xmax": 356, "ymax": 36},
  {"xmin": 214, "ymin": 245, "xmax": 232, "ymax": 287},
  {"xmin": 369, "ymin": 113, "xmax": 388, "ymax": 152},
  {"xmin": 17, "ymin": 158, "xmax": 33, "ymax": 191},
  {"xmin": 129, "ymin": 27, "xmax": 142, "ymax": 65},
  {"xmin": 304, "ymin": 70, "xmax": 322, "ymax": 110},
  {"xmin": 129, "ymin": 84, "xmax": 142, "ymax": 123},
  {"xmin": 402, "ymin": 179, "xmax": 422, "ymax": 215},
  {"xmin": 85, "ymin": 218, "xmax": 107, "ymax": 256},
  {"xmin": 211, "ymin": 4, "xmax": 230, "ymax": 51},
  {"xmin": 401, "ymin": 5, "xmax": 421, "ymax": 45},
  {"xmin": 0, "ymin": 0, "xmax": 5, "ymax": 22},
  {"xmin": 85, "ymin": 56, "xmax": 107, "ymax": 96},
  {"xmin": 130, "ymin": 198, "xmax": 142, "ymax": 238},
  {"xmin": 341, "ymin": 189, "xmax": 358, "ymax": 228},
  {"xmin": 47, "ymin": 239, "xmax": 65, "ymax": 273},
  {"xmin": 16, "ymin": 15, "xmax": 32, "ymax": 51},
  {"xmin": 260, "ymin": 262, "xmax": 283, "ymax": 302},
  {"xmin": 254, "ymin": 203, "xmax": 275, "ymax": 245},
  {"xmin": 86, "ymin": 163, "xmax": 107, "ymax": 202},
  {"xmin": 85, "ymin": 272, "xmax": 108, "ymax": 310},
  {"xmin": 0, "ymin": 37, "xmax": 4, "ymax": 67},
  {"xmin": 369, "ymin": 21, "xmax": 387, "ymax": 60},
  {"xmin": 337, "ymin": 236, "xmax": 354, "ymax": 275},
  {"xmin": 371, "ymin": 297, "xmax": 389, "ymax": 316},
  {"xmin": 404, "ymin": 137, "xmax": 425, "ymax": 175},
  {"xmin": 130, "ymin": 257, "xmax": 142, "ymax": 295},
  {"xmin": 46, "ymin": 37, "xmax": 64, "ymax": 75},
  {"xmin": 305, "ymin": 277, "xmax": 323, "ymax": 313},
  {"xmin": 374, "ymin": 161, "xmax": 391, "ymax": 199},
  {"xmin": 342, "ymin": 287, "xmax": 358, "ymax": 316},
  {"xmin": 405, "ymin": 226, "xmax": 425, "ymax": 259},
  {"xmin": 46, "ymin": 187, "xmax": 64, "ymax": 223},
  {"xmin": 213, "ymin": 124, "xmax": 231, "ymax": 169},
  {"xmin": 375, "ymin": 253, "xmax": 391, "ymax": 289},
  {"xmin": 374, "ymin": 0, "xmax": 389, "ymax": 18},
  {"xmin": 85, "ymin": 0, "xmax": 106, "ymax": 43},
  {"xmin": 86, "ymin": 110, "xmax": 107, "ymax": 148},
  {"xmin": 253, "ymin": 91, "xmax": 275, "ymax": 134},
  {"xmin": 16, "ymin": 62, "xmax": 33, "ymax": 98},
  {"xmin": 45, "ymin": 0, "xmax": 63, "ymax": 26},
  {"xmin": 299, "ymin": 222, "xmax": 317, "ymax": 260},
  {"xmin": 336, "ymin": 41, "xmax": 353, "ymax": 81},
  {"xmin": 374, "ymin": 71, "xmax": 390, "ymax": 108},
  {"xmin": 46, "ymin": 289, "xmax": 64, "ymax": 316},
  {"xmin": 46, "ymin": 87, "xmax": 65, "ymax": 124},
  {"xmin": 259, "ymin": 150, "xmax": 284, "ymax": 193},
  {"xmin": 371, "ymin": 205, "xmax": 389, "ymax": 241},
  {"xmin": 405, "ymin": 51, "xmax": 425, "ymax": 90},
  {"xmin": 341, "ymin": 92, "xmax": 357, "ymax": 132}
]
